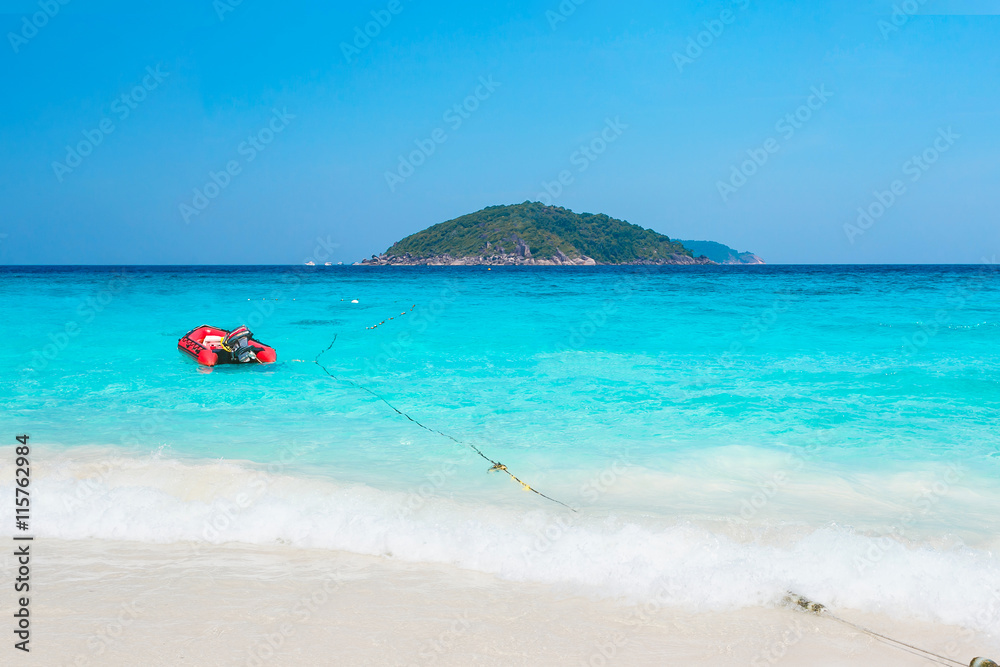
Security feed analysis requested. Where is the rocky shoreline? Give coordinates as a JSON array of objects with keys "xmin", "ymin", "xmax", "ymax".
[{"xmin": 356, "ymin": 252, "xmax": 715, "ymax": 266}]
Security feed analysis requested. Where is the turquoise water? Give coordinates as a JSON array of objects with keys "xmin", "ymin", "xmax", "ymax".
[{"xmin": 2, "ymin": 265, "xmax": 999, "ymax": 628}]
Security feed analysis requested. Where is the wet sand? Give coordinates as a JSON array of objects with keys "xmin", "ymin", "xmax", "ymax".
[{"xmin": 12, "ymin": 538, "xmax": 997, "ymax": 666}]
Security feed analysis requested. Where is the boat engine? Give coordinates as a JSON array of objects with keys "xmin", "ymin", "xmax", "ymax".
[{"xmin": 222, "ymin": 325, "xmax": 257, "ymax": 363}]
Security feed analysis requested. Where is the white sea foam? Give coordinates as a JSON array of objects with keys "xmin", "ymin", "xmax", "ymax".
[{"xmin": 2, "ymin": 446, "xmax": 999, "ymax": 634}]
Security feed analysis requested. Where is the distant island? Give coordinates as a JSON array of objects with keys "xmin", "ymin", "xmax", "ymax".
[
  {"xmin": 675, "ymin": 240, "xmax": 765, "ymax": 265},
  {"xmin": 356, "ymin": 202, "xmax": 762, "ymax": 266}
]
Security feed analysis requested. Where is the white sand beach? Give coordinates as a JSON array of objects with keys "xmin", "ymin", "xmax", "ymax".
[{"xmin": 16, "ymin": 538, "xmax": 998, "ymax": 666}]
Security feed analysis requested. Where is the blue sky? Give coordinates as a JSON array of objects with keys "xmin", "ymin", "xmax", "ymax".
[{"xmin": 1, "ymin": 0, "xmax": 997, "ymax": 264}]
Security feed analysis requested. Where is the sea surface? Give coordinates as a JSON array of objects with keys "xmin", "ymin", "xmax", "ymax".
[{"xmin": 1, "ymin": 265, "xmax": 999, "ymax": 631}]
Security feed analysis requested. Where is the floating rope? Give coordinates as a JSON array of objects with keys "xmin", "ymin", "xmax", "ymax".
[
  {"xmin": 366, "ymin": 304, "xmax": 415, "ymax": 330},
  {"xmin": 314, "ymin": 335, "xmax": 577, "ymax": 512},
  {"xmin": 309, "ymin": 336, "xmax": 997, "ymax": 658},
  {"xmin": 785, "ymin": 593, "xmax": 995, "ymax": 667}
]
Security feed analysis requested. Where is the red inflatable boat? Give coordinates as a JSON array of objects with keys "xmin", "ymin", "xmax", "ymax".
[{"xmin": 178, "ymin": 325, "xmax": 277, "ymax": 366}]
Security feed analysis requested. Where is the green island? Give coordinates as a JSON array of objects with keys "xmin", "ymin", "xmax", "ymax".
[{"xmin": 357, "ymin": 202, "xmax": 761, "ymax": 266}]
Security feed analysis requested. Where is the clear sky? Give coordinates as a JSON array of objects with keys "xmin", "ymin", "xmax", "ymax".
[{"xmin": 1, "ymin": 0, "xmax": 998, "ymax": 264}]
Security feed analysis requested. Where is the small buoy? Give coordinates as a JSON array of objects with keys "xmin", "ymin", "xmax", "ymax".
[{"xmin": 351, "ymin": 299, "xmax": 359, "ymax": 304}]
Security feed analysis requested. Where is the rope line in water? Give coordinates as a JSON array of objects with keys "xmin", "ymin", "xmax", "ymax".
[
  {"xmin": 366, "ymin": 304, "xmax": 416, "ymax": 330},
  {"xmin": 313, "ymin": 335, "xmax": 577, "ymax": 512},
  {"xmin": 785, "ymin": 593, "xmax": 976, "ymax": 666},
  {"xmin": 308, "ymin": 341, "xmax": 993, "ymax": 661}
]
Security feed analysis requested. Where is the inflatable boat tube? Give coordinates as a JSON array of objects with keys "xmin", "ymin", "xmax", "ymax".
[{"xmin": 178, "ymin": 325, "xmax": 277, "ymax": 366}]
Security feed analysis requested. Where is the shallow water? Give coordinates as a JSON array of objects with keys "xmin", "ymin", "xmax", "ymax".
[{"xmin": 2, "ymin": 265, "xmax": 998, "ymax": 631}]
